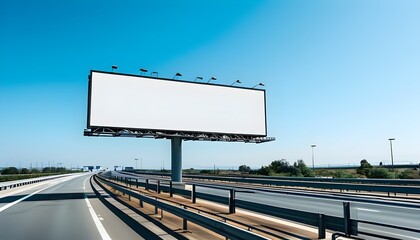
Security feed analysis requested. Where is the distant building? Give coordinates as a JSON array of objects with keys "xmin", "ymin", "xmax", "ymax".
[{"xmin": 124, "ymin": 167, "xmax": 134, "ymax": 171}]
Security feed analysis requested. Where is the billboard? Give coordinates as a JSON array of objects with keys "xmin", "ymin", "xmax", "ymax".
[{"xmin": 87, "ymin": 71, "xmax": 267, "ymax": 136}]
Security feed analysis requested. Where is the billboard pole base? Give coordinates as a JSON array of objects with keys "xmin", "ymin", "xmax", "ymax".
[{"xmin": 171, "ymin": 137, "xmax": 182, "ymax": 183}]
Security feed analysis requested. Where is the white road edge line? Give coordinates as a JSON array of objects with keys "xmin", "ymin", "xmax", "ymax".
[
  {"xmin": 84, "ymin": 176, "xmax": 112, "ymax": 240},
  {"xmin": 0, "ymin": 184, "xmax": 54, "ymax": 213},
  {"xmin": 0, "ymin": 175, "xmax": 79, "ymax": 213}
]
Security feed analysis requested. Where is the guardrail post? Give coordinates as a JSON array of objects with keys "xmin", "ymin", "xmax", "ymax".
[
  {"xmin": 136, "ymin": 179, "xmax": 138, "ymax": 188},
  {"xmin": 191, "ymin": 184, "xmax": 196, "ymax": 203},
  {"xmin": 128, "ymin": 194, "xmax": 131, "ymax": 201},
  {"xmin": 169, "ymin": 181, "xmax": 173, "ymax": 197},
  {"xmin": 145, "ymin": 179, "xmax": 149, "ymax": 190},
  {"xmin": 139, "ymin": 194, "xmax": 143, "ymax": 208},
  {"xmin": 318, "ymin": 213, "xmax": 326, "ymax": 239},
  {"xmin": 183, "ymin": 206, "xmax": 188, "ymax": 230},
  {"xmin": 343, "ymin": 202, "xmax": 351, "ymax": 236},
  {"xmin": 229, "ymin": 188, "xmax": 236, "ymax": 214},
  {"xmin": 129, "ymin": 178, "xmax": 132, "ymax": 187},
  {"xmin": 157, "ymin": 180, "xmax": 161, "ymax": 194},
  {"xmin": 155, "ymin": 198, "xmax": 158, "ymax": 215}
]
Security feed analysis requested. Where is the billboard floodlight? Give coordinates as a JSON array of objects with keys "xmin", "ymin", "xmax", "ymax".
[
  {"xmin": 173, "ymin": 72, "xmax": 182, "ymax": 79},
  {"xmin": 139, "ymin": 68, "xmax": 148, "ymax": 75},
  {"xmin": 207, "ymin": 76, "xmax": 217, "ymax": 83},
  {"xmin": 252, "ymin": 82, "xmax": 265, "ymax": 88},
  {"xmin": 194, "ymin": 77, "xmax": 203, "ymax": 82},
  {"xmin": 231, "ymin": 80, "xmax": 242, "ymax": 86}
]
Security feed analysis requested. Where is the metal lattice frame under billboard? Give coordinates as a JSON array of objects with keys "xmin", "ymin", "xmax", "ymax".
[{"xmin": 84, "ymin": 127, "xmax": 275, "ymax": 143}]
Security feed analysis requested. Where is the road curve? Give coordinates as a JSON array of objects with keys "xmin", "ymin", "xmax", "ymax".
[{"xmin": 0, "ymin": 173, "xmax": 144, "ymax": 240}]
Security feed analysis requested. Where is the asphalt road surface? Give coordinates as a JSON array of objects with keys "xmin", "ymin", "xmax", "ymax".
[{"xmin": 0, "ymin": 173, "xmax": 144, "ymax": 240}]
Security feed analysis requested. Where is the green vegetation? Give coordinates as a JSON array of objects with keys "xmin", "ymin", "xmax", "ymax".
[
  {"xmin": 238, "ymin": 165, "xmax": 251, "ymax": 173},
  {"xmin": 356, "ymin": 159, "xmax": 372, "ymax": 177},
  {"xmin": 225, "ymin": 159, "xmax": 420, "ymax": 179},
  {"xmin": 151, "ymin": 159, "xmax": 420, "ymax": 179},
  {"xmin": 247, "ymin": 159, "xmax": 419, "ymax": 179},
  {"xmin": 0, "ymin": 167, "xmax": 82, "ymax": 182},
  {"xmin": 369, "ymin": 168, "xmax": 395, "ymax": 179},
  {"xmin": 333, "ymin": 169, "xmax": 356, "ymax": 178},
  {"xmin": 251, "ymin": 159, "xmax": 315, "ymax": 177}
]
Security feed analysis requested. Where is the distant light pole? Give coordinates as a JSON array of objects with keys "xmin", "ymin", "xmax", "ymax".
[
  {"xmin": 194, "ymin": 77, "xmax": 203, "ymax": 82},
  {"xmin": 388, "ymin": 138, "xmax": 395, "ymax": 170},
  {"xmin": 311, "ymin": 145, "xmax": 316, "ymax": 170},
  {"xmin": 135, "ymin": 158, "xmax": 138, "ymax": 169},
  {"xmin": 111, "ymin": 65, "xmax": 118, "ymax": 72},
  {"xmin": 57, "ymin": 162, "xmax": 62, "ymax": 172},
  {"xmin": 151, "ymin": 71, "xmax": 158, "ymax": 77}
]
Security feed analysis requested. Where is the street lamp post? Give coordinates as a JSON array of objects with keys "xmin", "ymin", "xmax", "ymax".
[
  {"xmin": 311, "ymin": 145, "xmax": 316, "ymax": 171},
  {"xmin": 388, "ymin": 138, "xmax": 395, "ymax": 170},
  {"xmin": 135, "ymin": 158, "xmax": 138, "ymax": 169}
]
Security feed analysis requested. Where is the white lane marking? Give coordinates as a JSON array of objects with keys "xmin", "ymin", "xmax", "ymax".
[
  {"xmin": 85, "ymin": 196, "xmax": 111, "ymax": 240},
  {"xmin": 0, "ymin": 175, "xmax": 80, "ymax": 213},
  {"xmin": 83, "ymin": 176, "xmax": 89, "ymax": 190},
  {"xmin": 0, "ymin": 173, "xmax": 85, "ymax": 200},
  {"xmin": 359, "ymin": 226, "xmax": 419, "ymax": 240},
  {"xmin": 0, "ymin": 184, "xmax": 54, "ymax": 213},
  {"xmin": 84, "ymin": 177, "xmax": 111, "ymax": 240}
]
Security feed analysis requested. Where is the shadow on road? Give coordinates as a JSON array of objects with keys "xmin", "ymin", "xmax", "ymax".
[{"xmin": 0, "ymin": 193, "xmax": 100, "ymax": 204}]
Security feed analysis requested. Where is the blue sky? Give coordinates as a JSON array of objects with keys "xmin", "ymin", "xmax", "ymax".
[{"xmin": 1, "ymin": 0, "xmax": 419, "ymax": 170}]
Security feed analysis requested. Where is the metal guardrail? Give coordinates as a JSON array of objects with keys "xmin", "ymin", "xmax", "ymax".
[
  {"xmin": 111, "ymin": 173, "xmax": 420, "ymax": 239},
  {"xmin": 96, "ymin": 174, "xmax": 270, "ymax": 240},
  {"xmin": 125, "ymin": 171, "xmax": 420, "ymax": 195},
  {"xmin": 0, "ymin": 175, "xmax": 65, "ymax": 191},
  {"xmin": 110, "ymin": 174, "xmax": 352, "ymax": 239},
  {"xmin": 129, "ymin": 171, "xmax": 420, "ymax": 186},
  {"xmin": 211, "ymin": 174, "xmax": 420, "ymax": 186},
  {"xmin": 189, "ymin": 176, "xmax": 420, "ymax": 194}
]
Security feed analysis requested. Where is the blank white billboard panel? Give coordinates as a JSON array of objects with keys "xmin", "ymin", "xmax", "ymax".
[{"xmin": 88, "ymin": 71, "xmax": 266, "ymax": 136}]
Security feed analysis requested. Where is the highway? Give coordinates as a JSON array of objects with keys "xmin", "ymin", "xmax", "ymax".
[
  {"xmin": 2, "ymin": 171, "xmax": 419, "ymax": 239},
  {"xmin": 0, "ymin": 173, "xmax": 145, "ymax": 240},
  {"xmin": 114, "ymin": 171, "xmax": 420, "ymax": 240}
]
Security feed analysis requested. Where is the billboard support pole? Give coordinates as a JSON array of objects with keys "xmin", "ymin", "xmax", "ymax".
[{"xmin": 171, "ymin": 137, "xmax": 182, "ymax": 183}]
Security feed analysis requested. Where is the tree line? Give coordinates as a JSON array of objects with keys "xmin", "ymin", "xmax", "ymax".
[
  {"xmin": 238, "ymin": 159, "xmax": 418, "ymax": 179},
  {"xmin": 239, "ymin": 159, "xmax": 315, "ymax": 177},
  {"xmin": 1, "ymin": 167, "xmax": 79, "ymax": 175}
]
